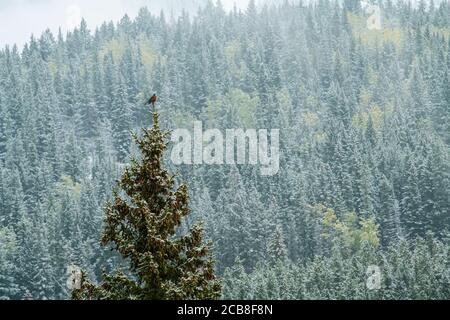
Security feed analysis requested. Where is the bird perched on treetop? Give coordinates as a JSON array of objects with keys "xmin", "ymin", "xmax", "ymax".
[{"xmin": 148, "ymin": 94, "xmax": 158, "ymax": 109}]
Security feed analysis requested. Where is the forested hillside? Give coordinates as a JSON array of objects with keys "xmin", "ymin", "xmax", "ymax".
[{"xmin": 0, "ymin": 0, "xmax": 449, "ymax": 300}]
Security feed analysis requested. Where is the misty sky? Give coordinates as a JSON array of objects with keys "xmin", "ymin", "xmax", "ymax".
[{"xmin": 0, "ymin": 0, "xmax": 255, "ymax": 48}]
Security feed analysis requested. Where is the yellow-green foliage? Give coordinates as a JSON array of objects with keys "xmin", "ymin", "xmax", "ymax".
[
  {"xmin": 99, "ymin": 34, "xmax": 156, "ymax": 69},
  {"xmin": 137, "ymin": 35, "xmax": 157, "ymax": 71},
  {"xmin": 352, "ymin": 105, "xmax": 383, "ymax": 131},
  {"xmin": 431, "ymin": 27, "xmax": 450, "ymax": 40},
  {"xmin": 305, "ymin": 94, "xmax": 320, "ymax": 109},
  {"xmin": 300, "ymin": 102, "xmax": 326, "ymax": 148},
  {"xmin": 206, "ymin": 98, "xmax": 222, "ymax": 126},
  {"xmin": 47, "ymin": 59, "xmax": 59, "ymax": 75},
  {"xmin": 231, "ymin": 89, "xmax": 259, "ymax": 128},
  {"xmin": 313, "ymin": 204, "xmax": 380, "ymax": 249},
  {"xmin": 359, "ymin": 88, "xmax": 372, "ymax": 109},
  {"xmin": 47, "ymin": 49, "xmax": 70, "ymax": 76},
  {"xmin": 277, "ymin": 88, "xmax": 292, "ymax": 112},
  {"xmin": 46, "ymin": 175, "xmax": 82, "ymax": 214},
  {"xmin": 224, "ymin": 40, "xmax": 245, "ymax": 78},
  {"xmin": 277, "ymin": 88, "xmax": 295, "ymax": 127},
  {"xmin": 47, "ymin": 34, "xmax": 157, "ymax": 78},
  {"xmin": 99, "ymin": 38, "xmax": 127, "ymax": 62},
  {"xmin": 207, "ymin": 89, "xmax": 259, "ymax": 128},
  {"xmin": 314, "ymin": 132, "xmax": 327, "ymax": 144},
  {"xmin": 0, "ymin": 227, "xmax": 16, "ymax": 256},
  {"xmin": 304, "ymin": 111, "xmax": 320, "ymax": 127},
  {"xmin": 346, "ymin": 12, "xmax": 404, "ymax": 50},
  {"xmin": 57, "ymin": 175, "xmax": 82, "ymax": 198},
  {"xmin": 367, "ymin": 67, "xmax": 379, "ymax": 87},
  {"xmin": 224, "ymin": 40, "xmax": 239, "ymax": 64},
  {"xmin": 353, "ymin": 85, "xmax": 395, "ymax": 132}
]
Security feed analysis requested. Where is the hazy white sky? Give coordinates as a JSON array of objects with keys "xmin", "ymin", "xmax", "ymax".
[{"xmin": 0, "ymin": 0, "xmax": 254, "ymax": 48}]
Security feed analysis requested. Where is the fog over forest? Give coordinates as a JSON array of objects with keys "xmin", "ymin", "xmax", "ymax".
[
  {"xmin": 0, "ymin": 0, "xmax": 449, "ymax": 300},
  {"xmin": 0, "ymin": 0, "xmax": 258, "ymax": 47}
]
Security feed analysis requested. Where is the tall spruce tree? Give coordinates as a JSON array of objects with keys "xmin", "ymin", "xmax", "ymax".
[{"xmin": 72, "ymin": 111, "xmax": 221, "ymax": 300}]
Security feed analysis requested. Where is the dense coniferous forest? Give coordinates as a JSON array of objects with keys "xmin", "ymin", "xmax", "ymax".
[{"xmin": 0, "ymin": 0, "xmax": 450, "ymax": 300}]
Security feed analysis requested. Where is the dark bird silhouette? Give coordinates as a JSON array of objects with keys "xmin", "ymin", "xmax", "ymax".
[{"xmin": 148, "ymin": 94, "xmax": 158, "ymax": 109}]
